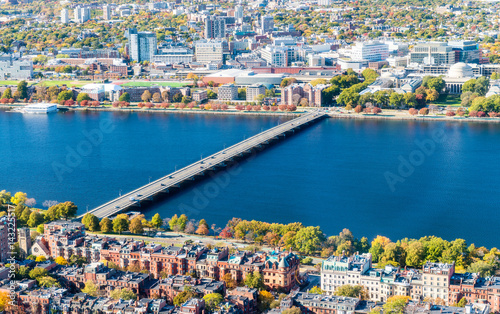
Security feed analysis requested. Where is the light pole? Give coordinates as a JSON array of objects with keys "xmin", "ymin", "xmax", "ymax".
[
  {"xmin": 119, "ymin": 189, "xmax": 122, "ymax": 196},
  {"xmin": 149, "ymin": 176, "xmax": 152, "ymax": 183}
]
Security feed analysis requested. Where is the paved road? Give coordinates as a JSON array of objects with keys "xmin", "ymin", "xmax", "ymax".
[{"xmin": 81, "ymin": 110, "xmax": 326, "ymax": 219}]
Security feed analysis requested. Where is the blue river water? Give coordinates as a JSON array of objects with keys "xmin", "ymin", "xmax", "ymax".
[{"xmin": 1, "ymin": 109, "xmax": 499, "ymax": 247}]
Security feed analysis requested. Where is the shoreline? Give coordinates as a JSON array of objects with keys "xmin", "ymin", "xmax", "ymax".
[
  {"xmin": 328, "ymin": 112, "xmax": 500, "ymax": 123},
  {"xmin": 2, "ymin": 104, "xmax": 500, "ymax": 123}
]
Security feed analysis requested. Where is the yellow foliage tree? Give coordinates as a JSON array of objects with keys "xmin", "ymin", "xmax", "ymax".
[
  {"xmin": 55, "ymin": 256, "xmax": 68, "ymax": 265},
  {"xmin": 35, "ymin": 256, "xmax": 47, "ymax": 262},
  {"xmin": 11, "ymin": 192, "xmax": 27, "ymax": 205}
]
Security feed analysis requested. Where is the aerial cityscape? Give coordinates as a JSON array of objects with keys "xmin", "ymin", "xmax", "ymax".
[{"xmin": 1, "ymin": 0, "xmax": 500, "ymax": 313}]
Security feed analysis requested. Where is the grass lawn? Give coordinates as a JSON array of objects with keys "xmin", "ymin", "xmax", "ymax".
[
  {"xmin": 0, "ymin": 80, "xmax": 26, "ymax": 86},
  {"xmin": 119, "ymin": 81, "xmax": 188, "ymax": 87},
  {"xmin": 38, "ymin": 80, "xmax": 97, "ymax": 87},
  {"xmin": 431, "ymin": 94, "xmax": 462, "ymax": 107}
]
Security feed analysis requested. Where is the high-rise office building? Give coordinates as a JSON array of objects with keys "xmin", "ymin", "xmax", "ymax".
[
  {"xmin": 205, "ymin": 16, "xmax": 226, "ymax": 39},
  {"xmin": 61, "ymin": 8, "xmax": 69, "ymax": 24},
  {"xmin": 128, "ymin": 28, "xmax": 157, "ymax": 62},
  {"xmin": 261, "ymin": 15, "xmax": 274, "ymax": 34},
  {"xmin": 103, "ymin": 5, "xmax": 111, "ymax": 20},
  {"xmin": 235, "ymin": 5, "xmax": 243, "ymax": 20}
]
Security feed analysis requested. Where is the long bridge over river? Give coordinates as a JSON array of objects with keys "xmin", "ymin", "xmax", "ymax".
[{"xmin": 80, "ymin": 110, "xmax": 327, "ymax": 219}]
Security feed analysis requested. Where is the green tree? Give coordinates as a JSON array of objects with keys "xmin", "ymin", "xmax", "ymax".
[
  {"xmin": 38, "ymin": 276, "xmax": 60, "ymax": 288},
  {"xmin": 334, "ymin": 285, "xmax": 369, "ymax": 300},
  {"xmin": 203, "ymin": 293, "xmax": 224, "ymax": 312},
  {"xmin": 173, "ymin": 287, "xmax": 197, "ymax": 306},
  {"xmin": 244, "ymin": 271, "xmax": 265, "ymax": 289},
  {"xmin": 81, "ymin": 281, "xmax": 99, "ymax": 297},
  {"xmin": 112, "ymin": 215, "xmax": 129, "ymax": 234},
  {"xmin": 82, "ymin": 213, "xmax": 100, "ymax": 231},
  {"xmin": 169, "ymin": 214, "xmax": 179, "ymax": 230},
  {"xmin": 57, "ymin": 90, "xmax": 73, "ymax": 102},
  {"xmin": 310, "ymin": 78, "xmax": 327, "ymax": 86},
  {"xmin": 27, "ymin": 211, "xmax": 43, "ymax": 228},
  {"xmin": 383, "ymin": 296, "xmax": 409, "ymax": 314},
  {"xmin": 177, "ymin": 214, "xmax": 188, "ymax": 231},
  {"xmin": 405, "ymin": 241, "xmax": 425, "ymax": 267},
  {"xmin": 119, "ymin": 92, "xmax": 130, "ymax": 102},
  {"xmin": 57, "ymin": 201, "xmax": 78, "ymax": 219},
  {"xmin": 20, "ymin": 207, "xmax": 32, "ymax": 224},
  {"xmin": 151, "ymin": 213, "xmax": 163, "ymax": 230},
  {"xmin": 389, "ymin": 92, "xmax": 404, "ymax": 108},
  {"xmin": 110, "ymin": 288, "xmax": 136, "ymax": 300},
  {"xmin": 100, "ymin": 217, "xmax": 113, "ymax": 233},
  {"xmin": 461, "ymin": 79, "xmax": 476, "ymax": 94},
  {"xmin": 293, "ymin": 226, "xmax": 325, "ymax": 254},
  {"xmin": 403, "ymin": 93, "xmax": 417, "ymax": 108},
  {"xmin": 172, "ymin": 92, "xmax": 182, "ymax": 103},
  {"xmin": 467, "ymin": 261, "xmax": 496, "ymax": 277},
  {"xmin": 207, "ymin": 90, "xmax": 217, "ymax": 99},
  {"xmin": 238, "ymin": 88, "xmax": 247, "ymax": 100},
  {"xmin": 310, "ymin": 286, "xmax": 324, "ymax": 294},
  {"xmin": 457, "ymin": 297, "xmax": 467, "ymax": 307},
  {"xmin": 362, "ymin": 68, "xmax": 379, "ymax": 82},
  {"xmin": 474, "ymin": 76, "xmax": 490, "ymax": 96},
  {"xmin": 29, "ymin": 267, "xmax": 48, "ymax": 280},
  {"xmin": 426, "ymin": 77, "xmax": 446, "ymax": 93},
  {"xmin": 17, "ymin": 81, "xmax": 28, "ymax": 99},
  {"xmin": 76, "ymin": 93, "xmax": 91, "ymax": 103},
  {"xmin": 1, "ymin": 88, "xmax": 12, "ymax": 99}
]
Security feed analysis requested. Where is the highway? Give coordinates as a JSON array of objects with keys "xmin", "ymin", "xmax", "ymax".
[{"xmin": 80, "ymin": 110, "xmax": 326, "ymax": 219}]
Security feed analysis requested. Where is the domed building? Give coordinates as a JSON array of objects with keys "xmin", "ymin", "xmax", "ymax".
[
  {"xmin": 444, "ymin": 62, "xmax": 475, "ymax": 94},
  {"xmin": 447, "ymin": 62, "xmax": 474, "ymax": 78}
]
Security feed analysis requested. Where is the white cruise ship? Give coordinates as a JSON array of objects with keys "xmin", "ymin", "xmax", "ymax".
[{"xmin": 23, "ymin": 103, "xmax": 58, "ymax": 114}]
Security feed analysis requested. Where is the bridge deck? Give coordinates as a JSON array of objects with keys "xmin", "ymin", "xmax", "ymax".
[{"xmin": 81, "ymin": 110, "xmax": 326, "ymax": 219}]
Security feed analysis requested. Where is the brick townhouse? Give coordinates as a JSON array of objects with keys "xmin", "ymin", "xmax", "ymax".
[
  {"xmin": 56, "ymin": 262, "xmax": 152, "ymax": 296},
  {"xmin": 37, "ymin": 221, "xmax": 300, "ymax": 293},
  {"xmin": 449, "ymin": 273, "xmax": 500, "ymax": 313}
]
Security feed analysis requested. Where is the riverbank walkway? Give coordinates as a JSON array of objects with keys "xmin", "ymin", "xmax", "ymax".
[{"xmin": 80, "ymin": 110, "xmax": 326, "ymax": 219}]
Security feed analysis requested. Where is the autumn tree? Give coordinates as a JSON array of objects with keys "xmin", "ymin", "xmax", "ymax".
[
  {"xmin": 196, "ymin": 219, "xmax": 210, "ymax": 235},
  {"xmin": 222, "ymin": 273, "xmax": 236, "ymax": 289},
  {"xmin": 129, "ymin": 217, "xmax": 144, "ymax": 234},
  {"xmin": 258, "ymin": 290, "xmax": 275, "ymax": 312},
  {"xmin": 100, "ymin": 217, "xmax": 113, "ymax": 233},
  {"xmin": 55, "ymin": 256, "xmax": 68, "ymax": 265},
  {"xmin": 141, "ymin": 90, "xmax": 152, "ymax": 102}
]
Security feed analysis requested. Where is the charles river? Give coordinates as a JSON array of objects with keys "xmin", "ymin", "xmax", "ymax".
[{"xmin": 1, "ymin": 109, "xmax": 499, "ymax": 247}]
